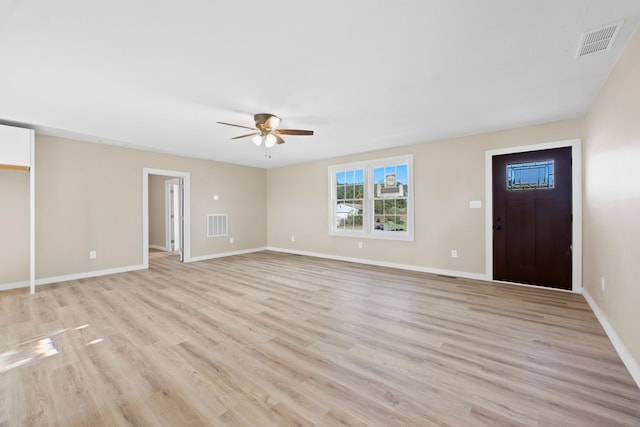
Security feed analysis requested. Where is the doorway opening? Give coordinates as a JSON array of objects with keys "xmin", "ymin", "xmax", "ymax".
[
  {"xmin": 142, "ymin": 168, "xmax": 191, "ymax": 269},
  {"xmin": 485, "ymin": 139, "xmax": 582, "ymax": 292}
]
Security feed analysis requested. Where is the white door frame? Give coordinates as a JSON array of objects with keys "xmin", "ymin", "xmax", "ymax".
[
  {"xmin": 142, "ymin": 168, "xmax": 191, "ymax": 268},
  {"xmin": 484, "ymin": 138, "xmax": 582, "ymax": 293}
]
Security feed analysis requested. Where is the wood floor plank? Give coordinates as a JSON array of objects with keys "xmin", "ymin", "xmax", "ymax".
[{"xmin": 1, "ymin": 250, "xmax": 639, "ymax": 426}]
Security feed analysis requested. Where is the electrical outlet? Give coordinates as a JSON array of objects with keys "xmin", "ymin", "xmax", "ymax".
[
  {"xmin": 291, "ymin": 235, "xmax": 295, "ymax": 242},
  {"xmin": 229, "ymin": 237, "xmax": 234, "ymax": 244},
  {"xmin": 358, "ymin": 241, "xmax": 363, "ymax": 249},
  {"xmin": 451, "ymin": 249, "xmax": 458, "ymax": 258},
  {"xmin": 89, "ymin": 251, "xmax": 97, "ymax": 259},
  {"xmin": 601, "ymin": 276, "xmax": 605, "ymax": 292}
]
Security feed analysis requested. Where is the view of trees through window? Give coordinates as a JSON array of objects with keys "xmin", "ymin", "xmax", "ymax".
[
  {"xmin": 335, "ymin": 169, "xmax": 364, "ymax": 230},
  {"xmin": 373, "ymin": 164, "xmax": 408, "ymax": 232},
  {"xmin": 330, "ymin": 155, "xmax": 413, "ymax": 240}
]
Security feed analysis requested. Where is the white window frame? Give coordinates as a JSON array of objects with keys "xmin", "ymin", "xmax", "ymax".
[{"xmin": 329, "ymin": 154, "xmax": 414, "ymax": 241}]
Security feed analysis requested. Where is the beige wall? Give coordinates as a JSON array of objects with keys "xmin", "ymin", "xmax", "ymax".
[
  {"xmin": 267, "ymin": 118, "xmax": 583, "ymax": 275},
  {"xmin": 584, "ymin": 27, "xmax": 640, "ymax": 366},
  {"xmin": 27, "ymin": 135, "xmax": 266, "ymax": 280},
  {"xmin": 0, "ymin": 169, "xmax": 30, "ymax": 284},
  {"xmin": 149, "ymin": 174, "xmax": 169, "ymax": 249}
]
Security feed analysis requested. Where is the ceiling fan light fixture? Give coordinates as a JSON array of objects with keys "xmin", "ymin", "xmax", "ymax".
[
  {"xmin": 217, "ymin": 113, "xmax": 314, "ymax": 151},
  {"xmin": 264, "ymin": 133, "xmax": 277, "ymax": 148},
  {"xmin": 251, "ymin": 134, "xmax": 263, "ymax": 146}
]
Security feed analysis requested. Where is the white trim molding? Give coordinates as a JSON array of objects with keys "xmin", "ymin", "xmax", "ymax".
[
  {"xmin": 0, "ymin": 280, "xmax": 30, "ymax": 292},
  {"xmin": 583, "ymin": 289, "xmax": 640, "ymax": 388},
  {"xmin": 0, "ymin": 264, "xmax": 146, "ymax": 291},
  {"xmin": 485, "ymin": 138, "xmax": 583, "ymax": 293},
  {"xmin": 143, "ymin": 168, "xmax": 191, "ymax": 268},
  {"xmin": 267, "ymin": 246, "xmax": 486, "ymax": 281},
  {"xmin": 29, "ymin": 130, "xmax": 35, "ymax": 294},
  {"xmin": 188, "ymin": 247, "xmax": 268, "ymax": 263},
  {"xmin": 35, "ymin": 264, "xmax": 147, "ymax": 287}
]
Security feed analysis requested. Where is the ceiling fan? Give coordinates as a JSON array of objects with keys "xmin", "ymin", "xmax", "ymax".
[{"xmin": 217, "ymin": 113, "xmax": 314, "ymax": 148}]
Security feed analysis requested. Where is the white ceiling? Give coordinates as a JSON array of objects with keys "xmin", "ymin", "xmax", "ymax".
[{"xmin": 1, "ymin": 1, "xmax": 639, "ymax": 169}]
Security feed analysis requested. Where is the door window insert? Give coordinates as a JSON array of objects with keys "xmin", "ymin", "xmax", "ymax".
[{"xmin": 507, "ymin": 160, "xmax": 554, "ymax": 190}]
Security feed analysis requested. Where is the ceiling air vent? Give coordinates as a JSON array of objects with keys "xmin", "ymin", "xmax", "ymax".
[{"xmin": 577, "ymin": 21, "xmax": 623, "ymax": 58}]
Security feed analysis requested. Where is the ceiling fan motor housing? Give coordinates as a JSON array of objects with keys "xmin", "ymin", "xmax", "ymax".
[{"xmin": 254, "ymin": 113, "xmax": 281, "ymax": 133}]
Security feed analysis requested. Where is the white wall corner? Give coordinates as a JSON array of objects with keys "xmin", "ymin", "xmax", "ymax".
[{"xmin": 582, "ymin": 289, "xmax": 640, "ymax": 389}]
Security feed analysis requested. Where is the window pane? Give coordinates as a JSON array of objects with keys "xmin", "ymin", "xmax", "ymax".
[
  {"xmin": 374, "ymin": 167, "xmax": 384, "ymax": 185},
  {"xmin": 335, "ymin": 170, "xmax": 364, "ymax": 230},
  {"xmin": 336, "ymin": 200, "xmax": 352, "ymax": 228},
  {"xmin": 374, "ymin": 200, "xmax": 383, "ymax": 215},
  {"xmin": 396, "ymin": 165, "xmax": 408, "ymax": 185},
  {"xmin": 384, "ymin": 199, "xmax": 395, "ymax": 212},
  {"xmin": 346, "ymin": 170, "xmax": 354, "ymax": 185},
  {"xmin": 386, "ymin": 216, "xmax": 407, "ymax": 231},
  {"xmin": 374, "ymin": 216, "xmax": 384, "ymax": 230},
  {"xmin": 345, "ymin": 185, "xmax": 353, "ymax": 198},
  {"xmin": 507, "ymin": 160, "xmax": 554, "ymax": 190},
  {"xmin": 330, "ymin": 157, "xmax": 411, "ymax": 239},
  {"xmin": 370, "ymin": 162, "xmax": 410, "ymax": 232},
  {"xmin": 374, "ymin": 164, "xmax": 407, "ymax": 199}
]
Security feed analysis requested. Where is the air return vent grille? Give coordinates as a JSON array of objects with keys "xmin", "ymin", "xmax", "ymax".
[
  {"xmin": 207, "ymin": 214, "xmax": 228, "ymax": 237},
  {"xmin": 577, "ymin": 21, "xmax": 623, "ymax": 57}
]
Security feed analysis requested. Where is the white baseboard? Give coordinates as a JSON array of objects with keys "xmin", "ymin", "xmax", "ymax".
[
  {"xmin": 149, "ymin": 244, "xmax": 168, "ymax": 251},
  {"xmin": 35, "ymin": 264, "xmax": 147, "ymax": 287},
  {"xmin": 187, "ymin": 247, "xmax": 269, "ymax": 263},
  {"xmin": 0, "ymin": 280, "xmax": 30, "ymax": 292},
  {"xmin": 1, "ymin": 264, "xmax": 147, "ymax": 292},
  {"xmin": 266, "ymin": 246, "xmax": 487, "ymax": 281},
  {"xmin": 582, "ymin": 289, "xmax": 640, "ymax": 389},
  {"xmin": 2, "ymin": 247, "xmax": 269, "ymax": 291}
]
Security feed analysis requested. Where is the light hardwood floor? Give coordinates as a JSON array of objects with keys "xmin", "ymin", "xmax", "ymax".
[{"xmin": 1, "ymin": 251, "xmax": 639, "ymax": 426}]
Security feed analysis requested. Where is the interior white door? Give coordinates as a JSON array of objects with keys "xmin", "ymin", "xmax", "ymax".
[{"xmin": 165, "ymin": 178, "xmax": 182, "ymax": 258}]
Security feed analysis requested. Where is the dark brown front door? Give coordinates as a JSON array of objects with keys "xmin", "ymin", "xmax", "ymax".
[{"xmin": 492, "ymin": 147, "xmax": 572, "ymax": 290}]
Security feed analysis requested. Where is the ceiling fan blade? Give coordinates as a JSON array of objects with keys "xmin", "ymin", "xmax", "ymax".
[
  {"xmin": 275, "ymin": 129, "xmax": 314, "ymax": 136},
  {"xmin": 216, "ymin": 121, "xmax": 257, "ymax": 131},
  {"xmin": 231, "ymin": 132, "xmax": 259, "ymax": 140},
  {"xmin": 274, "ymin": 134, "xmax": 286, "ymax": 145}
]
